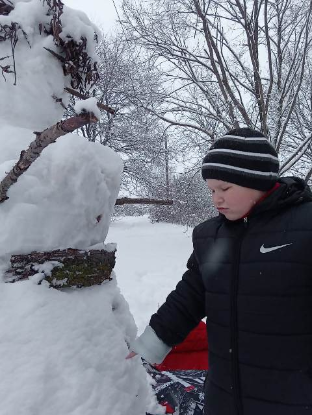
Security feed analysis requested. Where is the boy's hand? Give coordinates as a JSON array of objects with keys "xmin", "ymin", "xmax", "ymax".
[{"xmin": 126, "ymin": 351, "xmax": 137, "ymax": 359}]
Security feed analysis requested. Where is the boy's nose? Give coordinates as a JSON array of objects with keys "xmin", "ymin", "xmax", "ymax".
[{"xmin": 213, "ymin": 193, "xmax": 224, "ymax": 205}]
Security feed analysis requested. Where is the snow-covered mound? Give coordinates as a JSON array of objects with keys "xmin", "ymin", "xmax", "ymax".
[
  {"xmin": 0, "ymin": 0, "xmax": 122, "ymax": 255},
  {"xmin": 0, "ymin": 128, "xmax": 123, "ymax": 255},
  {"xmin": 0, "ymin": 274, "xmax": 160, "ymax": 415}
]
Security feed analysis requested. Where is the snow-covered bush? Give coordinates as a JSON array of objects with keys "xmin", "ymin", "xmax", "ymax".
[{"xmin": 149, "ymin": 172, "xmax": 216, "ymax": 227}]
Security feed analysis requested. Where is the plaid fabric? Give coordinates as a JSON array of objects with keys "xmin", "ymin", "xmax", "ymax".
[{"xmin": 145, "ymin": 361, "xmax": 206, "ymax": 415}]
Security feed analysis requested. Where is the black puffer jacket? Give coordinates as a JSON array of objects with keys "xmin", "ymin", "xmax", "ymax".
[{"xmin": 150, "ymin": 177, "xmax": 312, "ymax": 415}]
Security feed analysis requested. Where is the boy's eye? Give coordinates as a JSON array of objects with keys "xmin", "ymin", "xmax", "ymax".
[{"xmin": 222, "ymin": 187, "xmax": 230, "ymax": 191}]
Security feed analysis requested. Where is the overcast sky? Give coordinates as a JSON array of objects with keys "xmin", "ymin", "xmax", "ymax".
[{"xmin": 62, "ymin": 0, "xmax": 122, "ymax": 33}]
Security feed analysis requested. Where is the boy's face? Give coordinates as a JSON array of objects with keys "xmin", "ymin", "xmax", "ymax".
[{"xmin": 206, "ymin": 179, "xmax": 266, "ymax": 221}]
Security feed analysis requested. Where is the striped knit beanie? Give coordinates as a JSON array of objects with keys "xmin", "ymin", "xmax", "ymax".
[{"xmin": 201, "ymin": 128, "xmax": 279, "ymax": 191}]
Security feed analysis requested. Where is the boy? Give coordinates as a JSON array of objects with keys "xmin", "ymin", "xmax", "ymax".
[{"xmin": 127, "ymin": 127, "xmax": 312, "ymax": 415}]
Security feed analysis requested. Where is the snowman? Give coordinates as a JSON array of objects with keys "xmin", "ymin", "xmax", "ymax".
[{"xmin": 0, "ymin": 2, "xmax": 160, "ymax": 414}]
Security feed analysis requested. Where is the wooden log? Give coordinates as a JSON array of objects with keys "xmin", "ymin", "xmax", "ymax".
[
  {"xmin": 5, "ymin": 248, "xmax": 116, "ymax": 288},
  {"xmin": 115, "ymin": 197, "xmax": 173, "ymax": 206}
]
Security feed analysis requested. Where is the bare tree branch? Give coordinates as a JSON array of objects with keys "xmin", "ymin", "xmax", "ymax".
[
  {"xmin": 0, "ymin": 113, "xmax": 98, "ymax": 203},
  {"xmin": 279, "ymin": 134, "xmax": 312, "ymax": 174},
  {"xmin": 146, "ymin": 107, "xmax": 214, "ymax": 137}
]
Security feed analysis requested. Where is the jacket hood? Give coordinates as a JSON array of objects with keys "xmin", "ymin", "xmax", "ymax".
[{"xmin": 252, "ymin": 176, "xmax": 312, "ymax": 216}]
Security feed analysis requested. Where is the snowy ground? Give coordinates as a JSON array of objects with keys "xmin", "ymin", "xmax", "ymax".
[{"xmin": 104, "ymin": 215, "xmax": 193, "ymax": 334}]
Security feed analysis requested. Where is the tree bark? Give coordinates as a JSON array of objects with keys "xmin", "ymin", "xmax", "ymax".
[{"xmin": 5, "ymin": 248, "xmax": 116, "ymax": 288}]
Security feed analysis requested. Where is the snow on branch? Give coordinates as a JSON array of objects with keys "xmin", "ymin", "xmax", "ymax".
[
  {"xmin": 0, "ymin": 0, "xmax": 99, "ymax": 93},
  {"xmin": 65, "ymin": 87, "xmax": 115, "ymax": 115},
  {"xmin": 0, "ymin": 113, "xmax": 98, "ymax": 204}
]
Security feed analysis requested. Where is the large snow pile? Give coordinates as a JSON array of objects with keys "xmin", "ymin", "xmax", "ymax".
[
  {"xmin": 0, "ymin": 0, "xmax": 122, "ymax": 254},
  {"xmin": 0, "ymin": 2, "xmax": 159, "ymax": 414},
  {"xmin": 0, "ymin": 275, "xmax": 160, "ymax": 415},
  {"xmin": 0, "ymin": 128, "xmax": 123, "ymax": 255}
]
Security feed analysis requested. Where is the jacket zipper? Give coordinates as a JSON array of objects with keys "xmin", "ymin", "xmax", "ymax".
[{"xmin": 230, "ymin": 217, "xmax": 248, "ymax": 414}]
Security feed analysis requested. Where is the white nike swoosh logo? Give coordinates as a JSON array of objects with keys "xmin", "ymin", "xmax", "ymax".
[{"xmin": 260, "ymin": 243, "xmax": 292, "ymax": 253}]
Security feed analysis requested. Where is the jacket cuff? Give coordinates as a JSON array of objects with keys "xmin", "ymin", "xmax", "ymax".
[{"xmin": 130, "ymin": 325, "xmax": 172, "ymax": 364}]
